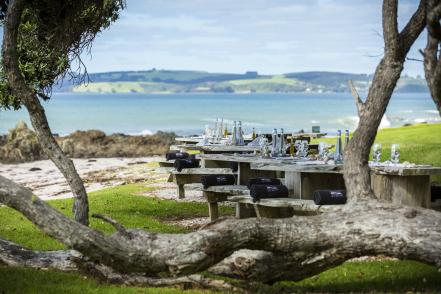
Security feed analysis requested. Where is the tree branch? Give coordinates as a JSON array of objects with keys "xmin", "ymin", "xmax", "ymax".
[
  {"xmin": 92, "ymin": 213, "xmax": 131, "ymax": 239},
  {"xmin": 2, "ymin": 0, "xmax": 90, "ymax": 225},
  {"xmin": 399, "ymin": 0, "xmax": 427, "ymax": 57},
  {"xmin": 347, "ymin": 80, "xmax": 365, "ymax": 116},
  {"xmin": 383, "ymin": 0, "xmax": 400, "ymax": 57}
]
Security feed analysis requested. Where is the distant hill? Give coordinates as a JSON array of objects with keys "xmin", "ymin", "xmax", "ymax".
[{"xmin": 57, "ymin": 69, "xmax": 428, "ymax": 94}]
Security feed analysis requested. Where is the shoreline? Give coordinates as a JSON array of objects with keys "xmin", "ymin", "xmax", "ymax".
[{"xmin": 0, "ymin": 157, "xmax": 162, "ymax": 201}]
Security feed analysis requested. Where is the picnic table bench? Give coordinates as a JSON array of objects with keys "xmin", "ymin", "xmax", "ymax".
[
  {"xmin": 170, "ymin": 168, "xmax": 237, "ymax": 199},
  {"xmin": 252, "ymin": 162, "xmax": 441, "ymax": 208},
  {"xmin": 202, "ymin": 184, "xmax": 339, "ymax": 220}
]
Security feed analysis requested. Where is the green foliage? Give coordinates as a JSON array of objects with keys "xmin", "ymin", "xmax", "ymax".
[{"xmin": 0, "ymin": 0, "xmax": 124, "ymax": 109}]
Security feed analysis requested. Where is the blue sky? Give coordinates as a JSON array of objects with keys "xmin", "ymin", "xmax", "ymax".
[{"xmin": 84, "ymin": 0, "xmax": 427, "ymax": 76}]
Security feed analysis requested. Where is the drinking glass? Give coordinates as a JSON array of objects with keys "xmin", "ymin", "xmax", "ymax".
[
  {"xmin": 372, "ymin": 143, "xmax": 382, "ymax": 163},
  {"xmin": 391, "ymin": 144, "xmax": 400, "ymax": 164},
  {"xmin": 318, "ymin": 142, "xmax": 329, "ymax": 159},
  {"xmin": 301, "ymin": 140, "xmax": 309, "ymax": 158},
  {"xmin": 294, "ymin": 140, "xmax": 302, "ymax": 156}
]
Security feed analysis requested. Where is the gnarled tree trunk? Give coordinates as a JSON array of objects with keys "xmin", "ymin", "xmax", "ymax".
[
  {"xmin": 0, "ymin": 175, "xmax": 441, "ymax": 284},
  {"xmin": 344, "ymin": 0, "xmax": 427, "ymax": 199},
  {"xmin": 1, "ymin": 0, "xmax": 89, "ymax": 225},
  {"xmin": 422, "ymin": 0, "xmax": 441, "ymax": 116}
]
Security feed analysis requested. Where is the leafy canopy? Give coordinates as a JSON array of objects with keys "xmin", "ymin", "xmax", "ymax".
[{"xmin": 0, "ymin": 0, "xmax": 124, "ymax": 110}]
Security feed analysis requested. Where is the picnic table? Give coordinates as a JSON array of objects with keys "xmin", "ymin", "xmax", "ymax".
[
  {"xmin": 252, "ymin": 161, "xmax": 441, "ymax": 208},
  {"xmin": 198, "ymin": 153, "xmax": 441, "ymax": 208}
]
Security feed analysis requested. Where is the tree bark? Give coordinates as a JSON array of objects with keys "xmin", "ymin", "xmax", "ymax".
[
  {"xmin": 1, "ymin": 175, "xmax": 440, "ymax": 283},
  {"xmin": 1, "ymin": 0, "xmax": 89, "ymax": 225},
  {"xmin": 344, "ymin": 0, "xmax": 427, "ymax": 200},
  {"xmin": 423, "ymin": 0, "xmax": 441, "ymax": 116}
]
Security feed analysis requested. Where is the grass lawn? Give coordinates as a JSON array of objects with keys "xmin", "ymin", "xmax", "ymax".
[
  {"xmin": 1, "ymin": 123, "xmax": 441, "ymax": 293},
  {"xmin": 312, "ymin": 122, "xmax": 441, "ymax": 182}
]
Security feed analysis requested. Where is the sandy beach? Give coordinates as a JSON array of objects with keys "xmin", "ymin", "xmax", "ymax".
[{"xmin": 0, "ymin": 156, "xmax": 164, "ymax": 200}]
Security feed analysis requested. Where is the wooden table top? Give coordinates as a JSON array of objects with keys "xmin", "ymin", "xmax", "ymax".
[
  {"xmin": 197, "ymin": 153, "xmax": 441, "ymax": 176},
  {"xmin": 176, "ymin": 144, "xmax": 259, "ymax": 152}
]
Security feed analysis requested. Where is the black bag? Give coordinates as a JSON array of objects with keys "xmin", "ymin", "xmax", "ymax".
[
  {"xmin": 201, "ymin": 174, "xmax": 236, "ymax": 189},
  {"xmin": 230, "ymin": 161, "xmax": 239, "ymax": 172},
  {"xmin": 174, "ymin": 158, "xmax": 200, "ymax": 172},
  {"xmin": 247, "ymin": 178, "xmax": 281, "ymax": 189},
  {"xmin": 166, "ymin": 152, "xmax": 190, "ymax": 161},
  {"xmin": 250, "ymin": 184, "xmax": 289, "ymax": 202},
  {"xmin": 431, "ymin": 185, "xmax": 441, "ymax": 202},
  {"xmin": 313, "ymin": 190, "xmax": 347, "ymax": 205}
]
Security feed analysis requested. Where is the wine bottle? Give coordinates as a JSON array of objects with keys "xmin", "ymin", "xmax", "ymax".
[
  {"xmin": 335, "ymin": 130, "xmax": 343, "ymax": 162},
  {"xmin": 344, "ymin": 129, "xmax": 350, "ymax": 150},
  {"xmin": 279, "ymin": 128, "xmax": 286, "ymax": 156},
  {"xmin": 232, "ymin": 121, "xmax": 237, "ymax": 145},
  {"xmin": 271, "ymin": 128, "xmax": 278, "ymax": 157},
  {"xmin": 252, "ymin": 127, "xmax": 256, "ymax": 140},
  {"xmin": 290, "ymin": 134, "xmax": 295, "ymax": 157},
  {"xmin": 238, "ymin": 121, "xmax": 244, "ymax": 145}
]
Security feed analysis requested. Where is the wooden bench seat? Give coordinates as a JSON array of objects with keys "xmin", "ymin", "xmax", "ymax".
[
  {"xmin": 158, "ymin": 160, "xmax": 175, "ymax": 167},
  {"xmin": 171, "ymin": 168, "xmax": 237, "ymax": 199},
  {"xmin": 202, "ymin": 184, "xmax": 341, "ymax": 220},
  {"xmin": 203, "ymin": 185, "xmax": 248, "ymax": 220},
  {"xmin": 228, "ymin": 196, "xmax": 342, "ymax": 219}
]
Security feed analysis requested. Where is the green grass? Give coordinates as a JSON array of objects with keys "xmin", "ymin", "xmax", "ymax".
[
  {"xmin": 312, "ymin": 122, "xmax": 441, "ymax": 166},
  {"xmin": 0, "ymin": 266, "xmax": 218, "ymax": 294},
  {"xmin": 0, "ymin": 184, "xmax": 234, "ymax": 251}
]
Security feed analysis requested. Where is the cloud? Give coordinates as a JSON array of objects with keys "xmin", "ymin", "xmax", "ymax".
[{"xmin": 83, "ymin": 0, "xmax": 426, "ymax": 76}]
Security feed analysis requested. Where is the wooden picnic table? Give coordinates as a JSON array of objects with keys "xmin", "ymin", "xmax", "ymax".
[
  {"xmin": 175, "ymin": 144, "xmax": 259, "ymax": 154},
  {"xmin": 252, "ymin": 161, "xmax": 441, "ymax": 208},
  {"xmin": 198, "ymin": 153, "xmax": 441, "ymax": 208}
]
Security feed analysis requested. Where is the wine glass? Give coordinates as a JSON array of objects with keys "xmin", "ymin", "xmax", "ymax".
[
  {"xmin": 391, "ymin": 144, "xmax": 400, "ymax": 164},
  {"xmin": 372, "ymin": 143, "xmax": 382, "ymax": 163},
  {"xmin": 294, "ymin": 140, "xmax": 302, "ymax": 157},
  {"xmin": 318, "ymin": 142, "xmax": 329, "ymax": 159},
  {"xmin": 301, "ymin": 140, "xmax": 309, "ymax": 158}
]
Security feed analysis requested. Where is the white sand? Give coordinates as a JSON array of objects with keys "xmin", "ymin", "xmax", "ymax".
[{"xmin": 0, "ymin": 157, "xmax": 162, "ymax": 200}]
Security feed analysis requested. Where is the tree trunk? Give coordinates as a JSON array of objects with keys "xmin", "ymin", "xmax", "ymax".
[
  {"xmin": 423, "ymin": 0, "xmax": 441, "ymax": 116},
  {"xmin": 1, "ymin": 175, "xmax": 440, "ymax": 283},
  {"xmin": 344, "ymin": 0, "xmax": 427, "ymax": 199},
  {"xmin": 1, "ymin": 0, "xmax": 89, "ymax": 225}
]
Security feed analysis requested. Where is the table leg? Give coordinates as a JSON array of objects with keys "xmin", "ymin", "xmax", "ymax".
[
  {"xmin": 177, "ymin": 184, "xmax": 185, "ymax": 199},
  {"xmin": 371, "ymin": 174, "xmax": 431, "ymax": 208},
  {"xmin": 208, "ymin": 202, "xmax": 219, "ymax": 221},
  {"xmin": 236, "ymin": 203, "xmax": 256, "ymax": 219}
]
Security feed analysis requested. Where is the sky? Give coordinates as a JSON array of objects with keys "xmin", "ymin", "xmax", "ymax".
[{"xmin": 83, "ymin": 0, "xmax": 427, "ymax": 76}]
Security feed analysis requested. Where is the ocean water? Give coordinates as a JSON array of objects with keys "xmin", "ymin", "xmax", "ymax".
[{"xmin": 0, "ymin": 92, "xmax": 439, "ymax": 136}]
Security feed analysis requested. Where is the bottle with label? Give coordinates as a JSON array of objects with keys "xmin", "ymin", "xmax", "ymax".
[
  {"xmin": 213, "ymin": 118, "xmax": 218, "ymax": 139},
  {"xmin": 335, "ymin": 130, "xmax": 343, "ymax": 162},
  {"xmin": 232, "ymin": 121, "xmax": 237, "ymax": 145},
  {"xmin": 290, "ymin": 134, "xmax": 295, "ymax": 157},
  {"xmin": 271, "ymin": 128, "xmax": 278, "ymax": 157},
  {"xmin": 238, "ymin": 121, "xmax": 244, "ymax": 145},
  {"xmin": 224, "ymin": 123, "xmax": 228, "ymax": 137},
  {"xmin": 279, "ymin": 128, "xmax": 286, "ymax": 156},
  {"xmin": 344, "ymin": 129, "xmax": 350, "ymax": 150}
]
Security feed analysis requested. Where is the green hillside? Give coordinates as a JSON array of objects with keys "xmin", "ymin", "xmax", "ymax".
[{"xmin": 66, "ymin": 69, "xmax": 429, "ymax": 94}]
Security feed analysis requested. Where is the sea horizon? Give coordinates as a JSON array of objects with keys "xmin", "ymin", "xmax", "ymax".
[{"xmin": 0, "ymin": 92, "xmax": 439, "ymax": 137}]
